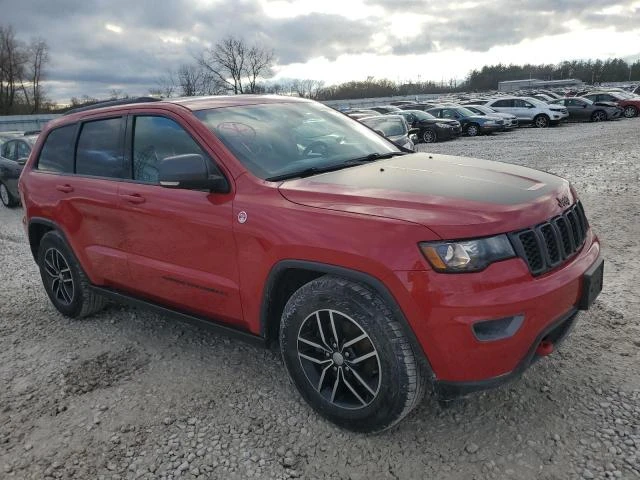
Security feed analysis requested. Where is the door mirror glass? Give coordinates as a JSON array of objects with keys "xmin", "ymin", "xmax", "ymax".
[{"xmin": 158, "ymin": 154, "xmax": 229, "ymax": 192}]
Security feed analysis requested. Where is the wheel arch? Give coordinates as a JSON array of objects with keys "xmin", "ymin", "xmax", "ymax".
[
  {"xmin": 260, "ymin": 260, "xmax": 435, "ymax": 378},
  {"xmin": 28, "ymin": 217, "xmax": 62, "ymax": 261}
]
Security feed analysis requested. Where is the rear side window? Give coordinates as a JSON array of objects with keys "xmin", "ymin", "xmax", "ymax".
[
  {"xmin": 76, "ymin": 117, "xmax": 125, "ymax": 178},
  {"xmin": 132, "ymin": 116, "xmax": 207, "ymax": 184},
  {"xmin": 37, "ymin": 125, "xmax": 75, "ymax": 173},
  {"xmin": 2, "ymin": 141, "xmax": 16, "ymax": 160},
  {"xmin": 491, "ymin": 99, "xmax": 514, "ymax": 108}
]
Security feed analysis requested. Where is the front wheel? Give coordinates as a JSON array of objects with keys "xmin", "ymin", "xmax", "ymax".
[
  {"xmin": 533, "ymin": 114, "xmax": 550, "ymax": 128},
  {"xmin": 279, "ymin": 276, "xmax": 426, "ymax": 433},
  {"xmin": 591, "ymin": 110, "xmax": 607, "ymax": 122},
  {"xmin": 623, "ymin": 105, "xmax": 638, "ymax": 118},
  {"xmin": 422, "ymin": 129, "xmax": 437, "ymax": 143},
  {"xmin": 466, "ymin": 124, "xmax": 479, "ymax": 137},
  {"xmin": 0, "ymin": 183, "xmax": 18, "ymax": 208}
]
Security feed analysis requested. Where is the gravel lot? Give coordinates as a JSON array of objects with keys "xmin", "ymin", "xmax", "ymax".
[{"xmin": 1, "ymin": 118, "xmax": 639, "ymax": 480}]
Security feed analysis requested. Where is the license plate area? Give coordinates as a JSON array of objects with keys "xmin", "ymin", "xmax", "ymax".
[{"xmin": 578, "ymin": 258, "xmax": 604, "ymax": 310}]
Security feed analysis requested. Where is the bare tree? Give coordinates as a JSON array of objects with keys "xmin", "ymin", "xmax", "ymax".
[
  {"xmin": 198, "ymin": 36, "xmax": 274, "ymax": 94},
  {"xmin": 0, "ymin": 25, "xmax": 28, "ymax": 114},
  {"xmin": 23, "ymin": 39, "xmax": 48, "ymax": 112},
  {"xmin": 291, "ymin": 79, "xmax": 325, "ymax": 99}
]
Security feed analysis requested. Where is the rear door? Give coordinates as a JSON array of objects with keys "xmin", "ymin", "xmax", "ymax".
[
  {"xmin": 29, "ymin": 118, "xmax": 129, "ymax": 287},
  {"xmin": 488, "ymin": 99, "xmax": 516, "ymax": 116},
  {"xmin": 118, "ymin": 112, "xmax": 244, "ymax": 326},
  {"xmin": 513, "ymin": 99, "xmax": 536, "ymax": 120}
]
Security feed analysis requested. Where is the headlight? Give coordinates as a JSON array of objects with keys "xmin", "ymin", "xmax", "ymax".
[
  {"xmin": 436, "ymin": 122, "xmax": 452, "ymax": 128},
  {"xmin": 484, "ymin": 120, "xmax": 496, "ymax": 125},
  {"xmin": 419, "ymin": 235, "xmax": 515, "ymax": 273}
]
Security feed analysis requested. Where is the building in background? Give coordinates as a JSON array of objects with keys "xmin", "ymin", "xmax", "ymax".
[{"xmin": 498, "ymin": 78, "xmax": 584, "ymax": 92}]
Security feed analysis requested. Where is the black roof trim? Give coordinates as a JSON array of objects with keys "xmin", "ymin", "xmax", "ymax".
[{"xmin": 63, "ymin": 97, "xmax": 162, "ymax": 116}]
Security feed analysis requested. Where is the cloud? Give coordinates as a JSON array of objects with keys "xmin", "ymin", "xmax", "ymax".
[{"xmin": 5, "ymin": 0, "xmax": 640, "ymax": 101}]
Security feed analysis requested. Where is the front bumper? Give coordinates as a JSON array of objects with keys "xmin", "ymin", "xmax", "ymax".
[
  {"xmin": 480, "ymin": 124, "xmax": 501, "ymax": 132},
  {"xmin": 393, "ymin": 230, "xmax": 601, "ymax": 387}
]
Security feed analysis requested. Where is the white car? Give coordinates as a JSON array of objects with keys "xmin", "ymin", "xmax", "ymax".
[{"xmin": 484, "ymin": 97, "xmax": 569, "ymax": 128}]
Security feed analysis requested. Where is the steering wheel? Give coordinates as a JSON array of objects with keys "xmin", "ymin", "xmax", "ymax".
[{"xmin": 302, "ymin": 141, "xmax": 329, "ymax": 158}]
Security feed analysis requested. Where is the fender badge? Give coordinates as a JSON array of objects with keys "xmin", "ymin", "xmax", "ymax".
[
  {"xmin": 556, "ymin": 195, "xmax": 570, "ymax": 208},
  {"xmin": 237, "ymin": 211, "xmax": 248, "ymax": 224}
]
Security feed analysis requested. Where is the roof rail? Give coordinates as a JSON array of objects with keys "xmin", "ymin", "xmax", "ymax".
[{"xmin": 63, "ymin": 96, "xmax": 162, "ymax": 116}]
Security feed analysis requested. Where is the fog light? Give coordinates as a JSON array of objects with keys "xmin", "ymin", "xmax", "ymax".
[{"xmin": 472, "ymin": 315, "xmax": 524, "ymax": 341}]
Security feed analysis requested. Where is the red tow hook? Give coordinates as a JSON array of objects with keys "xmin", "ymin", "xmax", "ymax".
[{"xmin": 536, "ymin": 339, "xmax": 554, "ymax": 356}]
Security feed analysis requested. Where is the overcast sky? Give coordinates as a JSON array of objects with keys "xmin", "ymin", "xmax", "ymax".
[{"xmin": 7, "ymin": 0, "xmax": 640, "ymax": 102}]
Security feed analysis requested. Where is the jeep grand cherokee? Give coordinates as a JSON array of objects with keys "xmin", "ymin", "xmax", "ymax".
[{"xmin": 18, "ymin": 95, "xmax": 603, "ymax": 432}]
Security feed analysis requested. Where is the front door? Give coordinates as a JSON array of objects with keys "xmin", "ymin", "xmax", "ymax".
[{"xmin": 118, "ymin": 113, "xmax": 244, "ymax": 327}]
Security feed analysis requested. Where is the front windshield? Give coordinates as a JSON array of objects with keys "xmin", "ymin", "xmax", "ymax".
[
  {"xmin": 195, "ymin": 102, "xmax": 398, "ymax": 180},
  {"xmin": 360, "ymin": 116, "xmax": 407, "ymax": 136},
  {"xmin": 470, "ymin": 105, "xmax": 492, "ymax": 114},
  {"xmin": 455, "ymin": 107, "xmax": 476, "ymax": 117},
  {"xmin": 409, "ymin": 110, "xmax": 436, "ymax": 120}
]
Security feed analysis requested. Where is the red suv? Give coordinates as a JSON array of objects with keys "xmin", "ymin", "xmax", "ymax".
[{"xmin": 19, "ymin": 96, "xmax": 603, "ymax": 432}]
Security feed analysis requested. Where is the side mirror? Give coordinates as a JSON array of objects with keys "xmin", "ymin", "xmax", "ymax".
[
  {"xmin": 374, "ymin": 129, "xmax": 386, "ymax": 137},
  {"xmin": 158, "ymin": 154, "xmax": 229, "ymax": 192},
  {"xmin": 17, "ymin": 157, "xmax": 28, "ymax": 165}
]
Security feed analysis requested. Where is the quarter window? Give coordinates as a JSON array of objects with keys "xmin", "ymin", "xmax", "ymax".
[
  {"xmin": 37, "ymin": 125, "xmax": 76, "ymax": 173},
  {"xmin": 76, "ymin": 118, "xmax": 124, "ymax": 178},
  {"xmin": 491, "ymin": 99, "xmax": 514, "ymax": 108},
  {"xmin": 132, "ymin": 116, "xmax": 207, "ymax": 184}
]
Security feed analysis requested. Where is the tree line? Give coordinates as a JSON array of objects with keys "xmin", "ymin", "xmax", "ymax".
[{"xmin": 466, "ymin": 58, "xmax": 640, "ymax": 92}]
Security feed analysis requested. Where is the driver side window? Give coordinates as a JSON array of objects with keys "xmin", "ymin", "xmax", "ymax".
[{"xmin": 132, "ymin": 116, "xmax": 207, "ymax": 184}]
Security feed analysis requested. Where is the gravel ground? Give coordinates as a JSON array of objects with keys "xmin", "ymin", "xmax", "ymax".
[{"xmin": 1, "ymin": 118, "xmax": 639, "ymax": 480}]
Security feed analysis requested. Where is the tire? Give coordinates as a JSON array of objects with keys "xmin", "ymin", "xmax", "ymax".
[
  {"xmin": 37, "ymin": 230, "xmax": 107, "ymax": 318},
  {"xmin": 422, "ymin": 129, "xmax": 437, "ymax": 143},
  {"xmin": 466, "ymin": 124, "xmax": 479, "ymax": 137},
  {"xmin": 0, "ymin": 183, "xmax": 18, "ymax": 208},
  {"xmin": 279, "ymin": 275, "xmax": 426, "ymax": 433},
  {"xmin": 533, "ymin": 114, "xmax": 550, "ymax": 128},
  {"xmin": 591, "ymin": 110, "xmax": 607, "ymax": 122},
  {"xmin": 623, "ymin": 105, "xmax": 638, "ymax": 118}
]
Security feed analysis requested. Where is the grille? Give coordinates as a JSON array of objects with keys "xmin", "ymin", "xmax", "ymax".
[{"xmin": 510, "ymin": 202, "xmax": 590, "ymax": 276}]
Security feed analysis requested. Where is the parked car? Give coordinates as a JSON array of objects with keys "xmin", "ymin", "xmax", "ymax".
[
  {"xmin": 359, "ymin": 114, "xmax": 416, "ymax": 150},
  {"xmin": 548, "ymin": 97, "xmax": 622, "ymax": 122},
  {"xmin": 484, "ymin": 97, "xmax": 568, "ymax": 128},
  {"xmin": 392, "ymin": 110, "xmax": 461, "ymax": 143},
  {"xmin": 426, "ymin": 106, "xmax": 502, "ymax": 136},
  {"xmin": 633, "ymin": 85, "xmax": 640, "ymax": 95},
  {"xmin": 0, "ymin": 134, "xmax": 38, "ymax": 207},
  {"xmin": 368, "ymin": 105, "xmax": 402, "ymax": 114},
  {"xmin": 462, "ymin": 105, "xmax": 519, "ymax": 129},
  {"xmin": 389, "ymin": 100, "xmax": 417, "ymax": 106},
  {"xmin": 398, "ymin": 103, "xmax": 440, "ymax": 111},
  {"xmin": 346, "ymin": 109, "xmax": 382, "ymax": 120},
  {"xmin": 582, "ymin": 92, "xmax": 640, "ymax": 118},
  {"xmin": 19, "ymin": 95, "xmax": 603, "ymax": 433}
]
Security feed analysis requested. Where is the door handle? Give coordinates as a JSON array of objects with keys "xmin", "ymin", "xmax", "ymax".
[
  {"xmin": 56, "ymin": 184, "xmax": 73, "ymax": 193},
  {"xmin": 121, "ymin": 193, "xmax": 145, "ymax": 204}
]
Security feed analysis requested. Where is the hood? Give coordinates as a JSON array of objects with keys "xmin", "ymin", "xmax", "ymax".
[{"xmin": 278, "ymin": 153, "xmax": 574, "ymax": 239}]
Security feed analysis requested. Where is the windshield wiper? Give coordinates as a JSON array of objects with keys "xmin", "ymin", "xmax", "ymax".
[
  {"xmin": 344, "ymin": 151, "xmax": 408, "ymax": 164},
  {"xmin": 265, "ymin": 152, "xmax": 408, "ymax": 182}
]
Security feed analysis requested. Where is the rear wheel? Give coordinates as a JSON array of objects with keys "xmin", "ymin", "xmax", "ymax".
[
  {"xmin": 422, "ymin": 129, "xmax": 437, "ymax": 143},
  {"xmin": 466, "ymin": 124, "xmax": 479, "ymax": 137},
  {"xmin": 591, "ymin": 110, "xmax": 607, "ymax": 122},
  {"xmin": 623, "ymin": 105, "xmax": 638, "ymax": 118},
  {"xmin": 0, "ymin": 183, "xmax": 18, "ymax": 208},
  {"xmin": 533, "ymin": 114, "xmax": 550, "ymax": 128},
  {"xmin": 279, "ymin": 276, "xmax": 426, "ymax": 433},
  {"xmin": 37, "ymin": 230, "xmax": 107, "ymax": 318}
]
